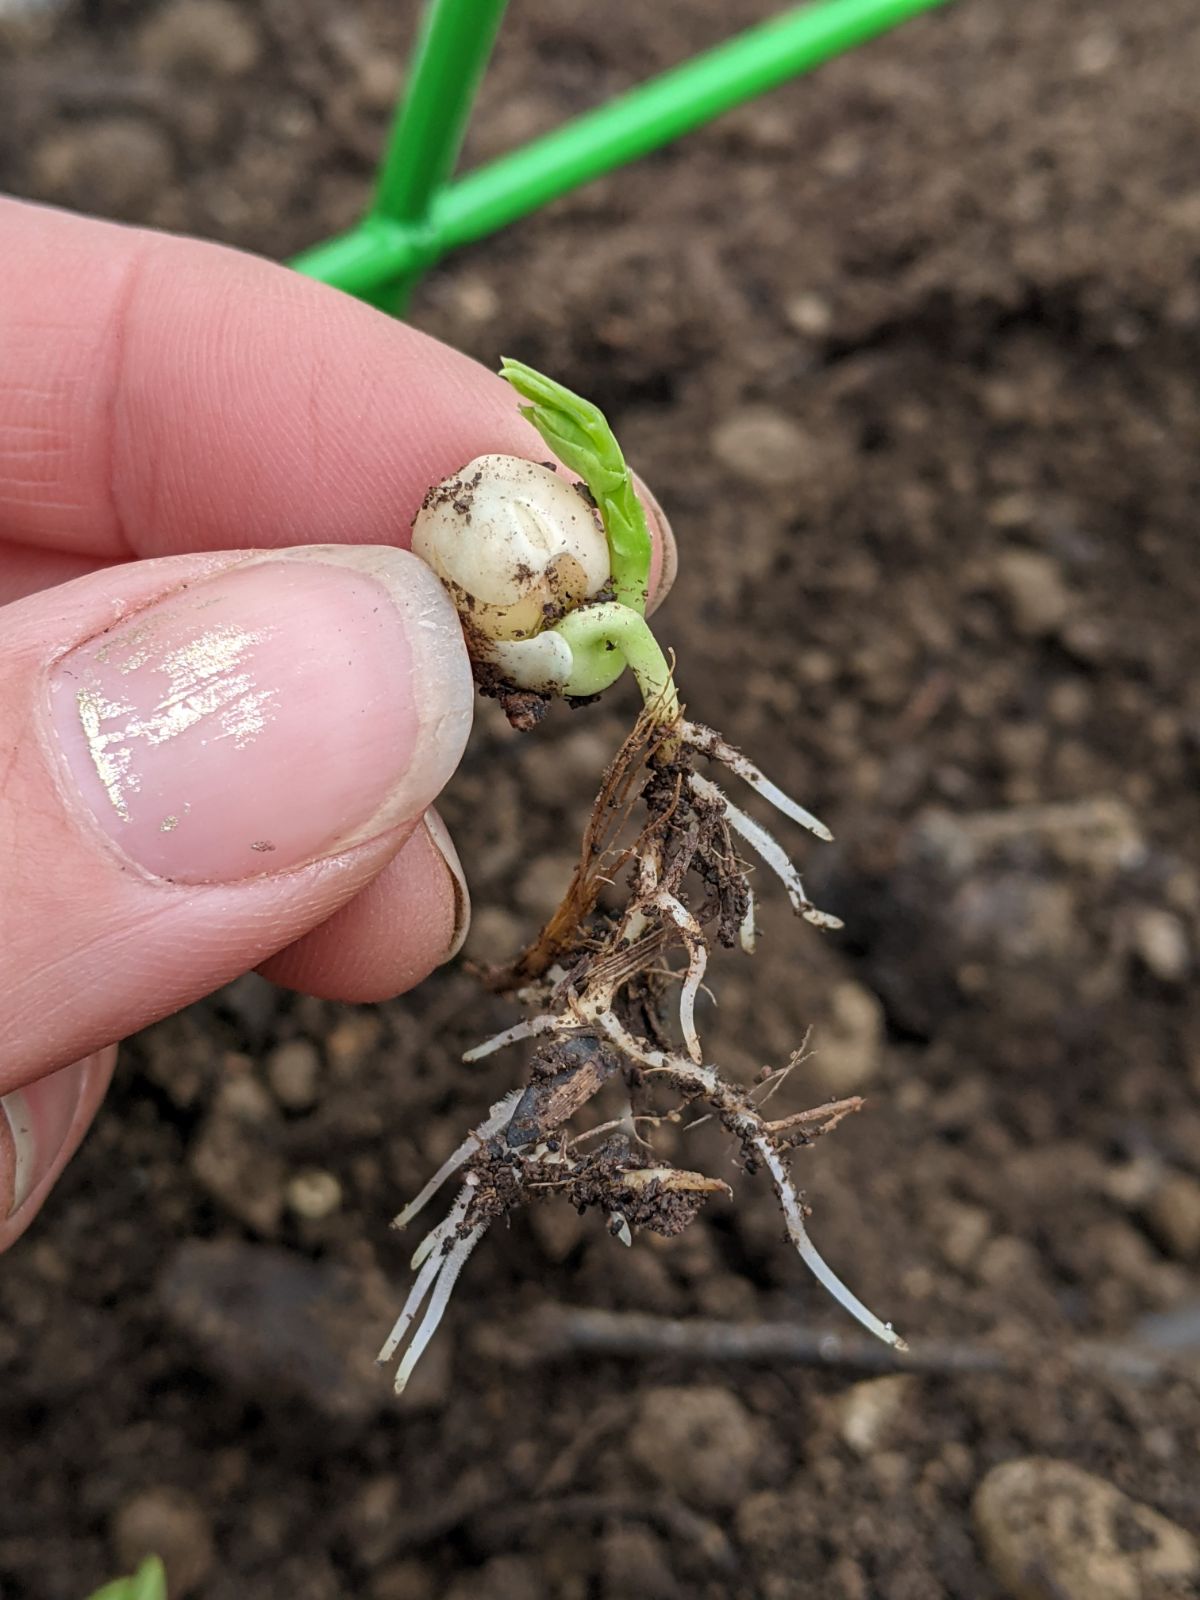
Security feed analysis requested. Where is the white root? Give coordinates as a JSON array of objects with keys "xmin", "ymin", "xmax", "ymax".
[
  {"xmin": 378, "ymin": 1250, "xmax": 444, "ymax": 1368},
  {"xmin": 596, "ymin": 1009, "xmax": 718, "ymax": 1095},
  {"xmin": 655, "ymin": 890, "xmax": 708, "ymax": 1064},
  {"xmin": 411, "ymin": 1178, "xmax": 479, "ymax": 1270},
  {"xmin": 751, "ymin": 1134, "xmax": 906, "ymax": 1351},
  {"xmin": 391, "ymin": 1091, "xmax": 522, "ymax": 1231},
  {"xmin": 594, "ymin": 1011, "xmax": 902, "ymax": 1351},
  {"xmin": 394, "ymin": 1224, "xmax": 487, "ymax": 1394},
  {"xmin": 380, "ymin": 717, "xmax": 892, "ymax": 1392},
  {"xmin": 378, "ymin": 1189, "xmax": 471, "ymax": 1364},
  {"xmin": 682, "ymin": 720, "xmax": 834, "ymax": 842},
  {"xmin": 690, "ymin": 774, "xmax": 842, "ymax": 930},
  {"xmin": 463, "ymin": 1013, "xmax": 559, "ymax": 1063}
]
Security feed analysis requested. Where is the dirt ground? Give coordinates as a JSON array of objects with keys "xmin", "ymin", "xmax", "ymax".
[{"xmin": 3, "ymin": 1, "xmax": 1200, "ymax": 1597}]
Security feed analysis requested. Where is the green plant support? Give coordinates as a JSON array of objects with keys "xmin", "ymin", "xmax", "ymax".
[{"xmin": 293, "ymin": 0, "xmax": 952, "ymax": 311}]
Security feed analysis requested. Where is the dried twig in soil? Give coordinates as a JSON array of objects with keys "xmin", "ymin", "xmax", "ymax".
[{"xmin": 475, "ymin": 1308, "xmax": 1197, "ymax": 1388}]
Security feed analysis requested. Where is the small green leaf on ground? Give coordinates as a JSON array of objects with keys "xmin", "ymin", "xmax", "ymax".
[{"xmin": 86, "ymin": 1554, "xmax": 167, "ymax": 1600}]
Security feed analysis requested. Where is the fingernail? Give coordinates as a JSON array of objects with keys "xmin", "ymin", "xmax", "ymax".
[
  {"xmin": 632, "ymin": 471, "xmax": 677, "ymax": 608},
  {"xmin": 47, "ymin": 547, "xmax": 473, "ymax": 884},
  {"xmin": 423, "ymin": 808, "xmax": 470, "ymax": 963},
  {"xmin": 1, "ymin": 1057, "xmax": 90, "ymax": 1221}
]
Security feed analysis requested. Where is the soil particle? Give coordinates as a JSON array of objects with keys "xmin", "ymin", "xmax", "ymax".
[
  {"xmin": 514, "ymin": 848, "xmax": 586, "ymax": 919},
  {"xmin": 158, "ymin": 1240, "xmax": 450, "ymax": 1427},
  {"xmin": 933, "ymin": 1199, "xmax": 994, "ymax": 1274},
  {"xmin": 827, "ymin": 795, "xmax": 1161, "ymax": 1034},
  {"xmin": 710, "ymin": 404, "xmax": 820, "ymax": 488},
  {"xmin": 1129, "ymin": 907, "xmax": 1193, "ymax": 985},
  {"xmin": 834, "ymin": 1374, "xmax": 917, "ymax": 1456},
  {"xmin": 136, "ymin": 0, "xmax": 262, "ymax": 78},
  {"xmin": 285, "ymin": 1167, "xmax": 343, "ymax": 1221},
  {"xmin": 370, "ymin": 1562, "xmax": 437, "ymax": 1600},
  {"xmin": 528, "ymin": 1197, "xmax": 590, "ymax": 1263},
  {"xmin": 266, "ymin": 1037, "xmax": 321, "ymax": 1112},
  {"xmin": 188, "ymin": 1073, "xmax": 286, "ymax": 1235},
  {"xmin": 627, "ymin": 1385, "xmax": 767, "ymax": 1511},
  {"xmin": 446, "ymin": 1554, "xmax": 540, "ymax": 1600},
  {"xmin": 991, "ymin": 548, "xmax": 1073, "ymax": 638},
  {"xmin": 810, "ymin": 978, "xmax": 886, "ymax": 1094},
  {"xmin": 600, "ymin": 1524, "xmax": 680, "ymax": 1600},
  {"xmin": 1141, "ymin": 1174, "xmax": 1200, "ymax": 1263},
  {"xmin": 324, "ymin": 1010, "xmax": 385, "ymax": 1077},
  {"xmin": 973, "ymin": 1458, "xmax": 1200, "ymax": 1600},
  {"xmin": 31, "ymin": 117, "xmax": 175, "ymax": 220},
  {"xmin": 112, "ymin": 1487, "xmax": 215, "ymax": 1598},
  {"xmin": 463, "ymin": 902, "xmax": 527, "ymax": 965}
]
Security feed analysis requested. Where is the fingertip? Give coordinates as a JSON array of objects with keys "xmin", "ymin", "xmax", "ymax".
[
  {"xmin": 633, "ymin": 472, "xmax": 678, "ymax": 611},
  {"xmin": 0, "ymin": 1046, "xmax": 117, "ymax": 1255}
]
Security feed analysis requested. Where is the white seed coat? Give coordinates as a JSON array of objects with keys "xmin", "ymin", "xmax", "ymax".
[{"xmin": 412, "ymin": 455, "xmax": 611, "ymax": 643}]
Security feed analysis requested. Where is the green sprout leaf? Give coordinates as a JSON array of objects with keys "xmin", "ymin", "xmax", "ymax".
[
  {"xmin": 86, "ymin": 1555, "xmax": 167, "ymax": 1600},
  {"xmin": 500, "ymin": 358, "xmax": 653, "ymax": 615}
]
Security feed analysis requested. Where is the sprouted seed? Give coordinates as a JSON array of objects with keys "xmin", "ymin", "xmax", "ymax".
[{"xmin": 382, "ymin": 361, "xmax": 906, "ymax": 1393}]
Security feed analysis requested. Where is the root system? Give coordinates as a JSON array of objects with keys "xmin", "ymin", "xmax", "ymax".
[{"xmin": 380, "ymin": 708, "xmax": 905, "ymax": 1392}]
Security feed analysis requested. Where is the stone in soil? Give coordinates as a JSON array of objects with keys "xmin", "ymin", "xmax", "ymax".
[
  {"xmin": 111, "ymin": 1487, "xmax": 214, "ymax": 1598},
  {"xmin": 137, "ymin": 0, "xmax": 261, "ymax": 77},
  {"xmin": 1141, "ymin": 1173, "xmax": 1200, "ymax": 1262},
  {"xmin": 835, "ymin": 1375, "xmax": 916, "ymax": 1456},
  {"xmin": 1129, "ymin": 907, "xmax": 1192, "ymax": 984},
  {"xmin": 188, "ymin": 1076, "xmax": 285, "ymax": 1236},
  {"xmin": 627, "ymin": 1385, "xmax": 766, "ymax": 1511},
  {"xmin": 267, "ymin": 1038, "xmax": 321, "ymax": 1111},
  {"xmin": 158, "ymin": 1239, "xmax": 450, "ymax": 1426},
  {"xmin": 811, "ymin": 979, "xmax": 886, "ymax": 1094},
  {"xmin": 601, "ymin": 1524, "xmax": 680, "ymax": 1600},
  {"xmin": 991, "ymin": 548, "xmax": 1072, "ymax": 637},
  {"xmin": 710, "ymin": 405, "xmax": 819, "ymax": 488},
  {"xmin": 973, "ymin": 1457, "xmax": 1200, "ymax": 1600},
  {"xmin": 31, "ymin": 118, "xmax": 174, "ymax": 221},
  {"xmin": 446, "ymin": 1555, "xmax": 540, "ymax": 1600}
]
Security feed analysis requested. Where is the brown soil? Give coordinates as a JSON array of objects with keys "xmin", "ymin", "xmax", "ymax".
[{"xmin": 3, "ymin": 3, "xmax": 1200, "ymax": 1598}]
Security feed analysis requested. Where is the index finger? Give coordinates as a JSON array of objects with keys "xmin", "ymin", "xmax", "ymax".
[{"xmin": 0, "ymin": 199, "xmax": 673, "ymax": 599}]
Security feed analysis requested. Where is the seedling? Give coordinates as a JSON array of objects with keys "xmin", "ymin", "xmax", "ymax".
[
  {"xmin": 380, "ymin": 364, "xmax": 905, "ymax": 1393},
  {"xmin": 85, "ymin": 1557, "xmax": 167, "ymax": 1600}
]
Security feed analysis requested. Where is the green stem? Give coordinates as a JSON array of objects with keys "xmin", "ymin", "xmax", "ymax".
[{"xmin": 554, "ymin": 604, "xmax": 680, "ymax": 723}]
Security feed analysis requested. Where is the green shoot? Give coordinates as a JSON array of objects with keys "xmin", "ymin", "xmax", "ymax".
[
  {"xmin": 86, "ymin": 1556, "xmax": 167, "ymax": 1600},
  {"xmin": 500, "ymin": 358, "xmax": 653, "ymax": 614},
  {"xmin": 555, "ymin": 603, "xmax": 680, "ymax": 723}
]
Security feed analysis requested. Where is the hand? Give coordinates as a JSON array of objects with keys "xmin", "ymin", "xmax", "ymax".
[{"xmin": 0, "ymin": 198, "xmax": 674, "ymax": 1253}]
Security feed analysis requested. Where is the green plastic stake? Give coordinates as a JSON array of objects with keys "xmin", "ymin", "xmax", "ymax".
[
  {"xmin": 361, "ymin": 0, "xmax": 508, "ymax": 310},
  {"xmin": 299, "ymin": 0, "xmax": 507, "ymax": 311},
  {"xmin": 86, "ymin": 1555, "xmax": 167, "ymax": 1600},
  {"xmin": 431, "ymin": 0, "xmax": 949, "ymax": 253},
  {"xmin": 294, "ymin": 0, "xmax": 952, "ymax": 309},
  {"xmin": 373, "ymin": 0, "xmax": 508, "ymax": 227}
]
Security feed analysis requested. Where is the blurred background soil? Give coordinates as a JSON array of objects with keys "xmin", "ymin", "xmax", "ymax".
[{"xmin": 3, "ymin": 2, "xmax": 1200, "ymax": 1597}]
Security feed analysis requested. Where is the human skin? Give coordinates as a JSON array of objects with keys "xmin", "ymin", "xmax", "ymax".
[{"xmin": 0, "ymin": 197, "xmax": 675, "ymax": 1252}]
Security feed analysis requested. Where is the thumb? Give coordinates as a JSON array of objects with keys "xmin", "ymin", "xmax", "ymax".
[{"xmin": 0, "ymin": 546, "xmax": 472, "ymax": 1214}]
